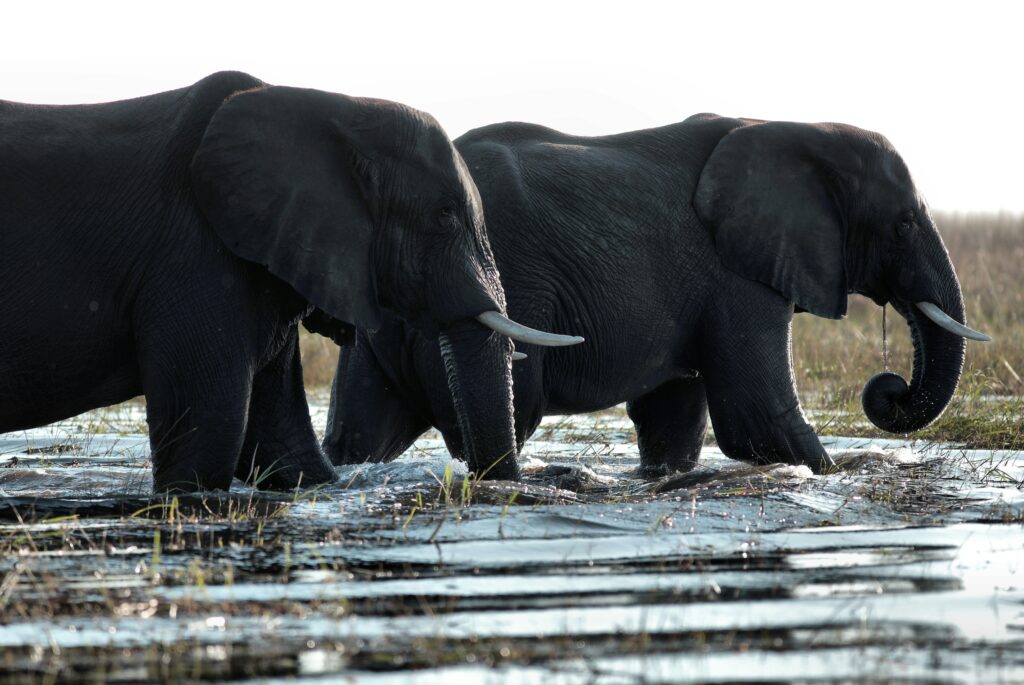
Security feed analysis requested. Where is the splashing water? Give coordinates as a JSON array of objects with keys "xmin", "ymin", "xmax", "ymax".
[{"xmin": 1, "ymin": 401, "xmax": 1023, "ymax": 682}]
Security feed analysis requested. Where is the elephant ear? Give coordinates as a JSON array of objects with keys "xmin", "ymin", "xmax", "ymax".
[
  {"xmin": 694, "ymin": 121, "xmax": 854, "ymax": 319},
  {"xmin": 191, "ymin": 85, "xmax": 383, "ymax": 330}
]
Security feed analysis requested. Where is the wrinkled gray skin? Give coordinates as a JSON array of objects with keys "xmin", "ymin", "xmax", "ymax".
[
  {"xmin": 0, "ymin": 72, "xmax": 521, "ymax": 492},
  {"xmin": 324, "ymin": 114, "xmax": 979, "ymax": 478}
]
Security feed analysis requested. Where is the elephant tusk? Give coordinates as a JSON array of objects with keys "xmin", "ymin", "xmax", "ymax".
[
  {"xmin": 915, "ymin": 302, "xmax": 992, "ymax": 342},
  {"xmin": 476, "ymin": 311, "xmax": 585, "ymax": 347},
  {"xmin": 511, "ymin": 351, "xmax": 528, "ymax": 361}
]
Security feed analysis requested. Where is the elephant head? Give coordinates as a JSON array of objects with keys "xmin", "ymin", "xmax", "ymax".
[
  {"xmin": 190, "ymin": 84, "xmax": 581, "ymax": 478},
  {"xmin": 695, "ymin": 120, "xmax": 988, "ymax": 434}
]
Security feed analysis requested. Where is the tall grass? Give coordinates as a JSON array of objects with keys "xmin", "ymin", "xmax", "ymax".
[{"xmin": 299, "ymin": 330, "xmax": 339, "ymax": 395}]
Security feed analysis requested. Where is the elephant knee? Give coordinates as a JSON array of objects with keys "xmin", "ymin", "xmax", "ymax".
[{"xmin": 323, "ymin": 422, "xmax": 375, "ymax": 465}]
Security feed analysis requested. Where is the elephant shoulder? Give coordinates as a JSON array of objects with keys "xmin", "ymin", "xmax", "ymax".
[
  {"xmin": 457, "ymin": 121, "xmax": 566, "ymax": 149},
  {"xmin": 192, "ymin": 71, "xmax": 265, "ymax": 96},
  {"xmin": 632, "ymin": 113, "xmax": 755, "ymax": 197},
  {"xmin": 178, "ymin": 72, "xmax": 266, "ymax": 118},
  {"xmin": 679, "ymin": 113, "xmax": 754, "ymax": 141},
  {"xmin": 458, "ymin": 122, "xmax": 590, "ymax": 165},
  {"xmin": 455, "ymin": 127, "xmax": 540, "ymax": 198},
  {"xmin": 679, "ymin": 112, "xmax": 747, "ymax": 123},
  {"xmin": 96, "ymin": 72, "xmax": 266, "ymax": 126},
  {"xmin": 159, "ymin": 72, "xmax": 268, "ymax": 158},
  {"xmin": 682, "ymin": 112, "xmax": 726, "ymax": 125},
  {"xmin": 681, "ymin": 112, "xmax": 761, "ymax": 127},
  {"xmin": 458, "ymin": 123, "xmax": 600, "ymax": 177}
]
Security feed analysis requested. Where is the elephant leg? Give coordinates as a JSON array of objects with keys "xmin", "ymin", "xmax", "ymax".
[
  {"xmin": 627, "ymin": 377, "xmax": 708, "ymax": 476},
  {"xmin": 322, "ymin": 335, "xmax": 430, "ymax": 466},
  {"xmin": 413, "ymin": 349, "xmax": 466, "ymax": 465},
  {"xmin": 141, "ymin": 347, "xmax": 251, "ymax": 494},
  {"xmin": 701, "ymin": 289, "xmax": 833, "ymax": 474},
  {"xmin": 236, "ymin": 327, "xmax": 337, "ymax": 490}
]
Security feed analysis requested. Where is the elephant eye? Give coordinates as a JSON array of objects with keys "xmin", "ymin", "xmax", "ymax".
[
  {"xmin": 896, "ymin": 210, "xmax": 915, "ymax": 238},
  {"xmin": 437, "ymin": 206, "xmax": 457, "ymax": 225}
]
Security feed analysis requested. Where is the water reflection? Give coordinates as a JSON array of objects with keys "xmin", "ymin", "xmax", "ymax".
[{"xmin": 1, "ymin": 403, "xmax": 1023, "ymax": 682}]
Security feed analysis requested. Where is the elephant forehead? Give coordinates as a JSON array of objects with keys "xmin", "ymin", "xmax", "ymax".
[
  {"xmin": 453, "ymin": 153, "xmax": 484, "ymax": 218},
  {"xmin": 861, "ymin": 154, "xmax": 918, "ymax": 206}
]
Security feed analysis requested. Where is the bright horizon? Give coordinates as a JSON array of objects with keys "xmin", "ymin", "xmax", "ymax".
[{"xmin": 3, "ymin": 1, "xmax": 1022, "ymax": 212}]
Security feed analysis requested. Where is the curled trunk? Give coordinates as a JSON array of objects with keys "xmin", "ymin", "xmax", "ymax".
[{"xmin": 861, "ymin": 291, "xmax": 967, "ymax": 434}]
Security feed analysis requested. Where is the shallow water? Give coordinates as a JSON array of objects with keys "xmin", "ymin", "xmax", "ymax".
[{"xmin": 2, "ymin": 402, "xmax": 1024, "ymax": 683}]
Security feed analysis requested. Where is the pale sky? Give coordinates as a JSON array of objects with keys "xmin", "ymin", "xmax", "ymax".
[{"xmin": 3, "ymin": 0, "xmax": 1022, "ymax": 211}]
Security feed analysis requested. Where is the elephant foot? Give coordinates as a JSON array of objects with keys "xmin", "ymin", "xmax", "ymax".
[
  {"xmin": 467, "ymin": 451, "xmax": 520, "ymax": 481},
  {"xmin": 628, "ymin": 378, "xmax": 709, "ymax": 476},
  {"xmin": 322, "ymin": 335, "xmax": 430, "ymax": 467},
  {"xmin": 236, "ymin": 445, "xmax": 337, "ymax": 491},
  {"xmin": 631, "ymin": 462, "xmax": 696, "ymax": 480},
  {"xmin": 237, "ymin": 326, "xmax": 338, "ymax": 491}
]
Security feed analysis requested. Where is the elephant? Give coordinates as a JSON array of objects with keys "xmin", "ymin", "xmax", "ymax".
[
  {"xmin": 0, "ymin": 71, "xmax": 580, "ymax": 493},
  {"xmin": 323, "ymin": 113, "xmax": 989, "ymax": 477}
]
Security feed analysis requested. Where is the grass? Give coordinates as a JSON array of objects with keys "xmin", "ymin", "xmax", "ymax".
[{"xmin": 300, "ymin": 211, "xmax": 1024, "ymax": 449}]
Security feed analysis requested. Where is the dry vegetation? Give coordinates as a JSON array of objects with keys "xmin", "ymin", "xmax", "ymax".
[
  {"xmin": 299, "ymin": 212, "xmax": 1024, "ymax": 447},
  {"xmin": 298, "ymin": 329, "xmax": 340, "ymax": 394}
]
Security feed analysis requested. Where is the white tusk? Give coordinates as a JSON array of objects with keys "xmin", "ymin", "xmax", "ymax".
[
  {"xmin": 511, "ymin": 351, "xmax": 528, "ymax": 361},
  {"xmin": 476, "ymin": 311, "xmax": 585, "ymax": 347},
  {"xmin": 915, "ymin": 302, "xmax": 991, "ymax": 342}
]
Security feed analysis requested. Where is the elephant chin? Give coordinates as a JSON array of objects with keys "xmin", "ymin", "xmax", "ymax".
[
  {"xmin": 437, "ymin": 319, "xmax": 519, "ymax": 479},
  {"xmin": 861, "ymin": 298, "xmax": 967, "ymax": 434}
]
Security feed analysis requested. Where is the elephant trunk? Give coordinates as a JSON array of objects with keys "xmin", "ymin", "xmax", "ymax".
[
  {"xmin": 861, "ymin": 271, "xmax": 968, "ymax": 434},
  {"xmin": 438, "ymin": 319, "xmax": 519, "ymax": 479}
]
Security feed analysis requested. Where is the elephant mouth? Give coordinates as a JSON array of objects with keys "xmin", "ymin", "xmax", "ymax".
[{"xmin": 859, "ymin": 289, "xmax": 889, "ymax": 308}]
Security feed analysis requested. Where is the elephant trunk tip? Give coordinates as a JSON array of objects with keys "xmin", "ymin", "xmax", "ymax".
[
  {"xmin": 861, "ymin": 371, "xmax": 912, "ymax": 433},
  {"xmin": 861, "ymin": 370, "xmax": 947, "ymax": 434},
  {"xmin": 861, "ymin": 294, "xmax": 967, "ymax": 436}
]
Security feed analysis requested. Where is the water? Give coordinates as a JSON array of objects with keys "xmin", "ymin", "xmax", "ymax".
[{"xmin": 1, "ymin": 401, "xmax": 1023, "ymax": 683}]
